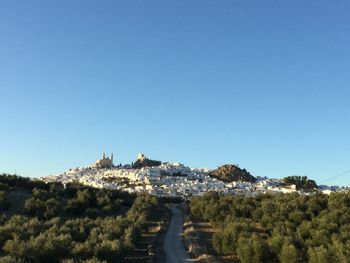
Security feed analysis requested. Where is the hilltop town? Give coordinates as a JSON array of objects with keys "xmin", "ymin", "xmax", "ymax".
[{"xmin": 41, "ymin": 153, "xmax": 349, "ymax": 197}]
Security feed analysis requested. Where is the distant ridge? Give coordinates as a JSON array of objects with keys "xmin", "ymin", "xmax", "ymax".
[{"xmin": 209, "ymin": 164, "xmax": 256, "ymax": 183}]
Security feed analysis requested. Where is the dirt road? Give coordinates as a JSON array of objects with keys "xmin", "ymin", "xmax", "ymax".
[{"xmin": 164, "ymin": 206, "xmax": 193, "ymax": 263}]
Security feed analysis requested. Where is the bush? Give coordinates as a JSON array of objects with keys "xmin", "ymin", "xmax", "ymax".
[{"xmin": 0, "ymin": 191, "xmax": 9, "ymax": 210}]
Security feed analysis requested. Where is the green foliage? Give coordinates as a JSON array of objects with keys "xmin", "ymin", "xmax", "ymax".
[
  {"xmin": 64, "ymin": 188, "xmax": 129, "ymax": 217},
  {"xmin": 236, "ymin": 236, "xmax": 254, "ymax": 263},
  {"xmin": 279, "ymin": 241, "xmax": 300, "ymax": 263},
  {"xmin": 0, "ymin": 174, "xmax": 49, "ymax": 190},
  {"xmin": 308, "ymin": 246, "xmax": 333, "ymax": 263},
  {"xmin": 236, "ymin": 234, "xmax": 270, "ymax": 263},
  {"xmin": 283, "ymin": 176, "xmax": 317, "ymax": 190},
  {"xmin": 132, "ymin": 158, "xmax": 161, "ymax": 169},
  {"xmin": 3, "ymin": 232, "xmax": 73, "ymax": 262},
  {"xmin": 190, "ymin": 191, "xmax": 350, "ymax": 263},
  {"xmin": 0, "ymin": 183, "xmax": 10, "ymax": 192},
  {"xmin": 32, "ymin": 188, "xmax": 50, "ymax": 200},
  {"xmin": 24, "ymin": 197, "xmax": 46, "ymax": 218},
  {"xmin": 0, "ymin": 191, "xmax": 9, "ymax": 210},
  {"xmin": 0, "ymin": 174, "xmax": 159, "ymax": 263},
  {"xmin": 0, "ymin": 195, "xmax": 157, "ymax": 262},
  {"xmin": 44, "ymin": 198, "xmax": 61, "ymax": 219},
  {"xmin": 0, "ymin": 255, "xmax": 26, "ymax": 263},
  {"xmin": 213, "ymin": 221, "xmax": 255, "ymax": 255}
]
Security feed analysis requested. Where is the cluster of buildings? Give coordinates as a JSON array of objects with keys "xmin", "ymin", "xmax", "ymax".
[{"xmin": 41, "ymin": 153, "xmax": 349, "ymax": 197}]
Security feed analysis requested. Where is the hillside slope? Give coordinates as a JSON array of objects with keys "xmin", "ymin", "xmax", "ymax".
[
  {"xmin": 132, "ymin": 156, "xmax": 161, "ymax": 169},
  {"xmin": 209, "ymin": 164, "xmax": 256, "ymax": 183}
]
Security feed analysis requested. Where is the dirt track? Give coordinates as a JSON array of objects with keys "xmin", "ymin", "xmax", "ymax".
[{"xmin": 164, "ymin": 206, "xmax": 193, "ymax": 263}]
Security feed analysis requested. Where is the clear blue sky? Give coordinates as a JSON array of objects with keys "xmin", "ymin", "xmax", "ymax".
[{"xmin": 1, "ymin": 1, "xmax": 350, "ymax": 185}]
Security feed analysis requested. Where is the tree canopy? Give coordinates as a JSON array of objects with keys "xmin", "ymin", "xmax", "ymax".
[
  {"xmin": 190, "ymin": 191, "xmax": 350, "ymax": 262},
  {"xmin": 0, "ymin": 174, "xmax": 162, "ymax": 262}
]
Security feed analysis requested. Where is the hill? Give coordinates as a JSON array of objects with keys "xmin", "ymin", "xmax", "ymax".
[
  {"xmin": 0, "ymin": 173, "xmax": 167, "ymax": 263},
  {"xmin": 132, "ymin": 154, "xmax": 161, "ymax": 169},
  {"xmin": 209, "ymin": 164, "xmax": 256, "ymax": 183},
  {"xmin": 283, "ymin": 175, "xmax": 317, "ymax": 190}
]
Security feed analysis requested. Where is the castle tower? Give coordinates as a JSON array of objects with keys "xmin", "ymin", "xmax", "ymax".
[
  {"xmin": 110, "ymin": 153, "xmax": 113, "ymax": 163},
  {"xmin": 137, "ymin": 153, "xmax": 146, "ymax": 161},
  {"xmin": 102, "ymin": 152, "xmax": 106, "ymax": 160}
]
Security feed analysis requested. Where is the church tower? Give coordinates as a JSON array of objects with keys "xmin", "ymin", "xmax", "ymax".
[{"xmin": 93, "ymin": 152, "xmax": 114, "ymax": 169}]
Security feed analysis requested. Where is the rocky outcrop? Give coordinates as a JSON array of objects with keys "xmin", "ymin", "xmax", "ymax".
[
  {"xmin": 209, "ymin": 164, "xmax": 256, "ymax": 183},
  {"xmin": 132, "ymin": 154, "xmax": 161, "ymax": 169}
]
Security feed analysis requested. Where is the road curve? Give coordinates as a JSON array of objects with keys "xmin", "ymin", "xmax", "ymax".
[{"xmin": 164, "ymin": 206, "xmax": 193, "ymax": 263}]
